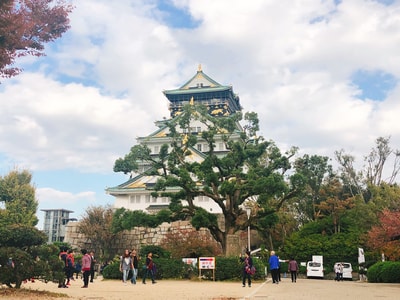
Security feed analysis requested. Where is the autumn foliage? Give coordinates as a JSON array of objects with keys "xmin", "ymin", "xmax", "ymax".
[
  {"xmin": 160, "ymin": 228, "xmax": 222, "ymax": 258},
  {"xmin": 367, "ymin": 209, "xmax": 400, "ymax": 260},
  {"xmin": 0, "ymin": 0, "xmax": 73, "ymax": 78},
  {"xmin": 78, "ymin": 205, "xmax": 121, "ymax": 261}
]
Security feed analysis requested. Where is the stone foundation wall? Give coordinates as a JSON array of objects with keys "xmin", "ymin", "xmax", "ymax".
[
  {"xmin": 64, "ymin": 220, "xmax": 223, "ymax": 257},
  {"xmin": 64, "ymin": 217, "xmax": 250, "ymax": 259}
]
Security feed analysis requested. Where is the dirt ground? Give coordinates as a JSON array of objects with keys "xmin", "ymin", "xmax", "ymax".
[{"xmin": 6, "ymin": 276, "xmax": 400, "ymax": 300}]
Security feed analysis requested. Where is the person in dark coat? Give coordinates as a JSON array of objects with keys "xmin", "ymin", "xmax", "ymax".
[
  {"xmin": 89, "ymin": 251, "xmax": 96, "ymax": 282},
  {"xmin": 142, "ymin": 252, "xmax": 156, "ymax": 284},
  {"xmin": 240, "ymin": 251, "xmax": 253, "ymax": 287},
  {"xmin": 288, "ymin": 257, "xmax": 299, "ymax": 283}
]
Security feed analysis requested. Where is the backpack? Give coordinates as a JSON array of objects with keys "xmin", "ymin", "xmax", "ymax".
[{"xmin": 67, "ymin": 256, "xmax": 73, "ymax": 268}]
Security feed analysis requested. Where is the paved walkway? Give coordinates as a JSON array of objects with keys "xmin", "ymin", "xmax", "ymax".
[{"xmin": 20, "ymin": 276, "xmax": 400, "ymax": 300}]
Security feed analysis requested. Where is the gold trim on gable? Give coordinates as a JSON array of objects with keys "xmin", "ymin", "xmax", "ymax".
[
  {"xmin": 155, "ymin": 131, "xmax": 167, "ymax": 137},
  {"xmin": 127, "ymin": 182, "xmax": 146, "ymax": 188}
]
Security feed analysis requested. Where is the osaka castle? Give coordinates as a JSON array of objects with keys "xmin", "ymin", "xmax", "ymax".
[{"xmin": 106, "ymin": 66, "xmax": 243, "ymax": 214}]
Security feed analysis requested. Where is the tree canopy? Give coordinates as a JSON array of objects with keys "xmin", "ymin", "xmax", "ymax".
[
  {"xmin": 0, "ymin": 169, "xmax": 65, "ymax": 288},
  {"xmin": 0, "ymin": 169, "xmax": 38, "ymax": 226},
  {"xmin": 113, "ymin": 104, "xmax": 303, "ymax": 254},
  {"xmin": 112, "ymin": 99, "xmax": 400, "ymax": 262},
  {"xmin": 367, "ymin": 209, "xmax": 400, "ymax": 260},
  {"xmin": 78, "ymin": 205, "xmax": 121, "ymax": 261},
  {"xmin": 0, "ymin": 0, "xmax": 73, "ymax": 79}
]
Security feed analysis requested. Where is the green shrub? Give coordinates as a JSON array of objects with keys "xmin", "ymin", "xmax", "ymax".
[
  {"xmin": 150, "ymin": 258, "xmax": 194, "ymax": 279},
  {"xmin": 367, "ymin": 261, "xmax": 400, "ymax": 283},
  {"xmin": 380, "ymin": 262, "xmax": 400, "ymax": 283},
  {"xmin": 0, "ymin": 247, "xmax": 36, "ymax": 288},
  {"xmin": 299, "ymin": 264, "xmax": 307, "ymax": 275},
  {"xmin": 140, "ymin": 245, "xmax": 170, "ymax": 259},
  {"xmin": 280, "ymin": 261, "xmax": 288, "ymax": 275},
  {"xmin": 102, "ymin": 260, "xmax": 122, "ymax": 280},
  {"xmin": 215, "ymin": 257, "xmax": 240, "ymax": 281},
  {"xmin": 0, "ymin": 244, "xmax": 64, "ymax": 288}
]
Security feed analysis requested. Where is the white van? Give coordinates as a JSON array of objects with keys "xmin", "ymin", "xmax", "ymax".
[
  {"xmin": 334, "ymin": 262, "xmax": 353, "ymax": 280},
  {"xmin": 306, "ymin": 261, "xmax": 324, "ymax": 278}
]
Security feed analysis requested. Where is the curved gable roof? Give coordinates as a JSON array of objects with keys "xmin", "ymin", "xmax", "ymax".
[{"xmin": 163, "ymin": 65, "xmax": 232, "ymax": 96}]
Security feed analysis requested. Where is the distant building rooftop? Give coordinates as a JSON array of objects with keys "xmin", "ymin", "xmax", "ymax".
[{"xmin": 41, "ymin": 208, "xmax": 74, "ymax": 213}]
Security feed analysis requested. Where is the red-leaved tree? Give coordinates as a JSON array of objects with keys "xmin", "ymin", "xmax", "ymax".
[
  {"xmin": 367, "ymin": 209, "xmax": 400, "ymax": 260},
  {"xmin": 0, "ymin": 0, "xmax": 73, "ymax": 79},
  {"xmin": 160, "ymin": 228, "xmax": 222, "ymax": 258}
]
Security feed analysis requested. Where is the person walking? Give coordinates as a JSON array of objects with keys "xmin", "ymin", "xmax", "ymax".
[
  {"xmin": 334, "ymin": 263, "xmax": 340, "ymax": 281},
  {"xmin": 338, "ymin": 262, "xmax": 344, "ymax": 281},
  {"xmin": 120, "ymin": 249, "xmax": 133, "ymax": 285},
  {"xmin": 89, "ymin": 251, "xmax": 96, "ymax": 283},
  {"xmin": 142, "ymin": 252, "xmax": 156, "ymax": 284},
  {"xmin": 58, "ymin": 247, "xmax": 68, "ymax": 288},
  {"xmin": 269, "ymin": 251, "xmax": 280, "ymax": 284},
  {"xmin": 81, "ymin": 249, "xmax": 91, "ymax": 288},
  {"xmin": 277, "ymin": 256, "xmax": 283, "ymax": 282},
  {"xmin": 74, "ymin": 261, "xmax": 82, "ymax": 279},
  {"xmin": 288, "ymin": 257, "xmax": 299, "ymax": 283},
  {"xmin": 240, "ymin": 251, "xmax": 253, "ymax": 287},
  {"xmin": 66, "ymin": 249, "xmax": 75, "ymax": 286},
  {"xmin": 130, "ymin": 249, "xmax": 139, "ymax": 284}
]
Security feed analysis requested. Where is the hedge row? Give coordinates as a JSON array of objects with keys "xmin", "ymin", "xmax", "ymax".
[{"xmin": 102, "ymin": 257, "xmax": 266, "ymax": 281}]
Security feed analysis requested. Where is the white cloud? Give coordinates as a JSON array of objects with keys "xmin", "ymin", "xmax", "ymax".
[
  {"xmin": 1, "ymin": 0, "xmax": 400, "ymax": 180},
  {"xmin": 37, "ymin": 187, "xmax": 96, "ymax": 207},
  {"xmin": 0, "ymin": 72, "xmax": 155, "ymax": 172}
]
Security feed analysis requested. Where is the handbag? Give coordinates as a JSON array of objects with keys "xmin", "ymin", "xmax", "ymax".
[{"xmin": 246, "ymin": 266, "xmax": 256, "ymax": 275}]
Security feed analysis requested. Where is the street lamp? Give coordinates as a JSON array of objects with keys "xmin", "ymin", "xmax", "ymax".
[{"xmin": 246, "ymin": 206, "xmax": 251, "ymax": 251}]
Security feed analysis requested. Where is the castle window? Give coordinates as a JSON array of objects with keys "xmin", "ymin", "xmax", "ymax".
[
  {"xmin": 197, "ymin": 144, "xmax": 202, "ymax": 151},
  {"xmin": 197, "ymin": 195, "xmax": 209, "ymax": 202},
  {"xmin": 145, "ymin": 195, "xmax": 150, "ymax": 203},
  {"xmin": 130, "ymin": 195, "xmax": 141, "ymax": 204}
]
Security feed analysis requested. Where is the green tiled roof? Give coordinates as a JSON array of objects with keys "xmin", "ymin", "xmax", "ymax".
[
  {"xmin": 163, "ymin": 66, "xmax": 232, "ymax": 96},
  {"xmin": 164, "ymin": 85, "xmax": 231, "ymax": 95}
]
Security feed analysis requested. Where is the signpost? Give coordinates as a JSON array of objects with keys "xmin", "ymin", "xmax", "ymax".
[
  {"xmin": 182, "ymin": 258, "xmax": 198, "ymax": 267},
  {"xmin": 199, "ymin": 257, "xmax": 216, "ymax": 281}
]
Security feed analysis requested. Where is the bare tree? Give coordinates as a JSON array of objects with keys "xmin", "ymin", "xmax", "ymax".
[
  {"xmin": 365, "ymin": 136, "xmax": 399, "ymax": 186},
  {"xmin": 78, "ymin": 205, "xmax": 119, "ymax": 261}
]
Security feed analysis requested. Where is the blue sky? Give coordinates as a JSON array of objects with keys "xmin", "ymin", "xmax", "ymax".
[{"xmin": 1, "ymin": 0, "xmax": 400, "ymax": 229}]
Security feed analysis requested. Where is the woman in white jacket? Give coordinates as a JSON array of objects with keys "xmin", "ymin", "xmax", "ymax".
[{"xmin": 119, "ymin": 249, "xmax": 133, "ymax": 284}]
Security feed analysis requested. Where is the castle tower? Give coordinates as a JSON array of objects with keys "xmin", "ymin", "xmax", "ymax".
[
  {"xmin": 106, "ymin": 67, "xmax": 243, "ymax": 214},
  {"xmin": 164, "ymin": 65, "xmax": 242, "ymax": 117}
]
